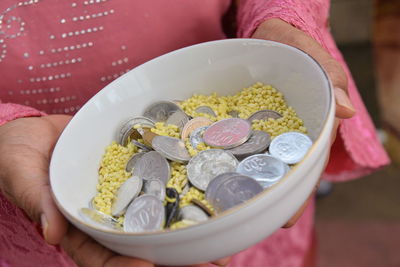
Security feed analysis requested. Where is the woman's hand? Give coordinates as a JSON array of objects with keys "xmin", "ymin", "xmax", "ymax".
[
  {"xmin": 0, "ymin": 115, "xmax": 153, "ymax": 267},
  {"xmin": 251, "ymin": 19, "xmax": 356, "ymax": 227}
]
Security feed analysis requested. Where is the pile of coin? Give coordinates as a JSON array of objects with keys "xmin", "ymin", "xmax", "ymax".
[{"xmin": 80, "ymin": 99, "xmax": 313, "ymax": 233}]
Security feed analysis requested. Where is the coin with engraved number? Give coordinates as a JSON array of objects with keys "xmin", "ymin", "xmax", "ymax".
[
  {"xmin": 211, "ymin": 174, "xmax": 263, "ymax": 213},
  {"xmin": 269, "ymin": 132, "xmax": 313, "ymax": 164},
  {"xmin": 203, "ymin": 118, "xmax": 252, "ymax": 149},
  {"xmin": 187, "ymin": 149, "xmax": 239, "ymax": 191},
  {"xmin": 179, "ymin": 205, "xmax": 209, "ymax": 223},
  {"xmin": 195, "ymin": 106, "xmax": 217, "ymax": 117},
  {"xmin": 133, "ymin": 151, "xmax": 170, "ymax": 184},
  {"xmin": 189, "ymin": 126, "xmax": 208, "ymax": 149},
  {"xmin": 124, "ymin": 194, "xmax": 165, "ymax": 233},
  {"xmin": 247, "ymin": 109, "xmax": 282, "ymax": 122},
  {"xmin": 205, "ymin": 172, "xmax": 239, "ymax": 202},
  {"xmin": 165, "ymin": 110, "xmax": 190, "ymax": 129},
  {"xmin": 236, "ymin": 154, "xmax": 288, "ymax": 188},
  {"xmin": 143, "ymin": 101, "xmax": 184, "ymax": 122},
  {"xmin": 118, "ymin": 117, "xmax": 155, "ymax": 146},
  {"xmin": 152, "ymin": 135, "xmax": 191, "ymax": 163},
  {"xmin": 79, "ymin": 208, "xmax": 121, "ymax": 230},
  {"xmin": 126, "ymin": 152, "xmax": 146, "ymax": 172},
  {"xmin": 181, "ymin": 117, "xmax": 213, "ymax": 141},
  {"xmin": 111, "ymin": 176, "xmax": 143, "ymax": 216},
  {"xmin": 228, "ymin": 130, "xmax": 271, "ymax": 158},
  {"xmin": 142, "ymin": 179, "xmax": 166, "ymax": 201}
]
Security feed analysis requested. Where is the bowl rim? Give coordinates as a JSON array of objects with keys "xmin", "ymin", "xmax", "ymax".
[{"xmin": 50, "ymin": 38, "xmax": 334, "ymax": 237}]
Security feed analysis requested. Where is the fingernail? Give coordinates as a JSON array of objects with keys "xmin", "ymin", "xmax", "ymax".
[
  {"xmin": 41, "ymin": 213, "xmax": 49, "ymax": 243},
  {"xmin": 334, "ymin": 87, "xmax": 355, "ymax": 113}
]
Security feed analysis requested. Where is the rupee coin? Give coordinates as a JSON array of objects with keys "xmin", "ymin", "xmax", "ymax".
[
  {"xmin": 228, "ymin": 130, "xmax": 271, "ymax": 158},
  {"xmin": 79, "ymin": 208, "xmax": 121, "ymax": 230},
  {"xmin": 124, "ymin": 194, "xmax": 165, "ymax": 233},
  {"xmin": 111, "ymin": 176, "xmax": 143, "ymax": 216},
  {"xmin": 236, "ymin": 154, "xmax": 288, "ymax": 188},
  {"xmin": 125, "ymin": 152, "xmax": 146, "ymax": 172},
  {"xmin": 187, "ymin": 149, "xmax": 239, "ymax": 191},
  {"xmin": 117, "ymin": 117, "xmax": 155, "ymax": 146},
  {"xmin": 152, "ymin": 135, "xmax": 191, "ymax": 163},
  {"xmin": 165, "ymin": 110, "xmax": 190, "ymax": 129},
  {"xmin": 142, "ymin": 179, "xmax": 166, "ymax": 201},
  {"xmin": 189, "ymin": 126, "xmax": 208, "ymax": 149},
  {"xmin": 133, "ymin": 151, "xmax": 170, "ymax": 184},
  {"xmin": 269, "ymin": 132, "xmax": 313, "ymax": 164},
  {"xmin": 195, "ymin": 106, "xmax": 217, "ymax": 117},
  {"xmin": 210, "ymin": 174, "xmax": 263, "ymax": 213},
  {"xmin": 179, "ymin": 204, "xmax": 209, "ymax": 223},
  {"xmin": 205, "ymin": 172, "xmax": 239, "ymax": 202},
  {"xmin": 247, "ymin": 109, "xmax": 282, "ymax": 122},
  {"xmin": 181, "ymin": 117, "xmax": 213, "ymax": 141},
  {"xmin": 203, "ymin": 118, "xmax": 252, "ymax": 149},
  {"xmin": 143, "ymin": 101, "xmax": 184, "ymax": 122}
]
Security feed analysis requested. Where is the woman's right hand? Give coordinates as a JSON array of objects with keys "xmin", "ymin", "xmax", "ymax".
[{"xmin": 0, "ymin": 115, "xmax": 153, "ymax": 267}]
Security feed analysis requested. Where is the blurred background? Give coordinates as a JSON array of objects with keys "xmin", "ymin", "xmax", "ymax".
[{"xmin": 316, "ymin": 0, "xmax": 400, "ymax": 266}]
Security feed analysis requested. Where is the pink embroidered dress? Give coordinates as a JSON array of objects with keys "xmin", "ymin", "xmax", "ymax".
[{"xmin": 0, "ymin": 1, "xmax": 389, "ymax": 266}]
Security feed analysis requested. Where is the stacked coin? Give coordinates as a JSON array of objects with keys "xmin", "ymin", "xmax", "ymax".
[{"xmin": 82, "ymin": 91, "xmax": 313, "ymax": 233}]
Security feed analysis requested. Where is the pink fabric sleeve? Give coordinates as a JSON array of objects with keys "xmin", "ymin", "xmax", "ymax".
[
  {"xmin": 0, "ymin": 103, "xmax": 46, "ymax": 126},
  {"xmin": 236, "ymin": 0, "xmax": 390, "ymax": 182}
]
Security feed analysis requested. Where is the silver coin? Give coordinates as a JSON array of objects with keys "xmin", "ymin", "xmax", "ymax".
[
  {"xmin": 143, "ymin": 101, "xmax": 183, "ymax": 122},
  {"xmin": 165, "ymin": 110, "xmax": 190, "ymax": 129},
  {"xmin": 111, "ymin": 176, "xmax": 143, "ymax": 216},
  {"xmin": 131, "ymin": 139, "xmax": 153, "ymax": 151},
  {"xmin": 195, "ymin": 106, "xmax": 217, "ymax": 117},
  {"xmin": 211, "ymin": 174, "xmax": 263, "ymax": 213},
  {"xmin": 142, "ymin": 179, "xmax": 166, "ymax": 201},
  {"xmin": 203, "ymin": 118, "xmax": 252, "ymax": 149},
  {"xmin": 189, "ymin": 126, "xmax": 208, "ymax": 149},
  {"xmin": 187, "ymin": 149, "xmax": 239, "ymax": 191},
  {"xmin": 269, "ymin": 132, "xmax": 313, "ymax": 164},
  {"xmin": 179, "ymin": 205, "xmax": 209, "ymax": 223},
  {"xmin": 247, "ymin": 109, "xmax": 282, "ymax": 122},
  {"xmin": 205, "ymin": 172, "xmax": 240, "ymax": 202},
  {"xmin": 126, "ymin": 152, "xmax": 146, "ymax": 172},
  {"xmin": 79, "ymin": 208, "xmax": 120, "ymax": 230},
  {"xmin": 117, "ymin": 117, "xmax": 155, "ymax": 146},
  {"xmin": 228, "ymin": 110, "xmax": 240, "ymax": 118},
  {"xmin": 236, "ymin": 154, "xmax": 288, "ymax": 188},
  {"xmin": 133, "ymin": 151, "xmax": 170, "ymax": 184},
  {"xmin": 124, "ymin": 194, "xmax": 165, "ymax": 233},
  {"xmin": 228, "ymin": 130, "xmax": 271, "ymax": 158},
  {"xmin": 152, "ymin": 135, "xmax": 191, "ymax": 163}
]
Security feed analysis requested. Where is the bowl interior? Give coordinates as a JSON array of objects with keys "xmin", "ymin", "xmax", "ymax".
[{"xmin": 50, "ymin": 39, "xmax": 331, "ymax": 232}]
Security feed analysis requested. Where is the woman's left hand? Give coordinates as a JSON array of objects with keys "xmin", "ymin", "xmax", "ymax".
[{"xmin": 251, "ymin": 18, "xmax": 356, "ymax": 227}]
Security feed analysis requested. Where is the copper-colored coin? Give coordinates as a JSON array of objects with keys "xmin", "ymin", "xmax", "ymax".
[
  {"xmin": 140, "ymin": 128, "xmax": 159, "ymax": 146},
  {"xmin": 181, "ymin": 117, "xmax": 213, "ymax": 141}
]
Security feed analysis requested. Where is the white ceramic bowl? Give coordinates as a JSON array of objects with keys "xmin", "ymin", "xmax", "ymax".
[{"xmin": 50, "ymin": 39, "xmax": 334, "ymax": 265}]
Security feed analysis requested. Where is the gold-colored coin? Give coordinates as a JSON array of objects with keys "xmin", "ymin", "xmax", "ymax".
[{"xmin": 181, "ymin": 117, "xmax": 213, "ymax": 141}]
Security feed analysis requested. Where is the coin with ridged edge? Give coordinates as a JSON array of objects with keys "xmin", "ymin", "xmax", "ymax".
[
  {"xmin": 124, "ymin": 194, "xmax": 165, "ymax": 233},
  {"xmin": 269, "ymin": 132, "xmax": 312, "ymax": 164},
  {"xmin": 203, "ymin": 118, "xmax": 252, "ymax": 149},
  {"xmin": 236, "ymin": 154, "xmax": 288, "ymax": 188},
  {"xmin": 247, "ymin": 109, "xmax": 282, "ymax": 122},
  {"xmin": 152, "ymin": 135, "xmax": 191, "ymax": 163},
  {"xmin": 211, "ymin": 174, "xmax": 263, "ymax": 213},
  {"xmin": 143, "ymin": 101, "xmax": 184, "ymax": 123},
  {"xmin": 117, "ymin": 117, "xmax": 155, "ymax": 146},
  {"xmin": 187, "ymin": 149, "xmax": 239, "ymax": 191},
  {"xmin": 133, "ymin": 151, "xmax": 170, "ymax": 184},
  {"xmin": 228, "ymin": 130, "xmax": 271, "ymax": 158},
  {"xmin": 111, "ymin": 176, "xmax": 143, "ymax": 216}
]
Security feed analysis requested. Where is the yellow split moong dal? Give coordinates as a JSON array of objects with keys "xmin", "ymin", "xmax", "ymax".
[{"xmin": 93, "ymin": 82, "xmax": 307, "ymax": 229}]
